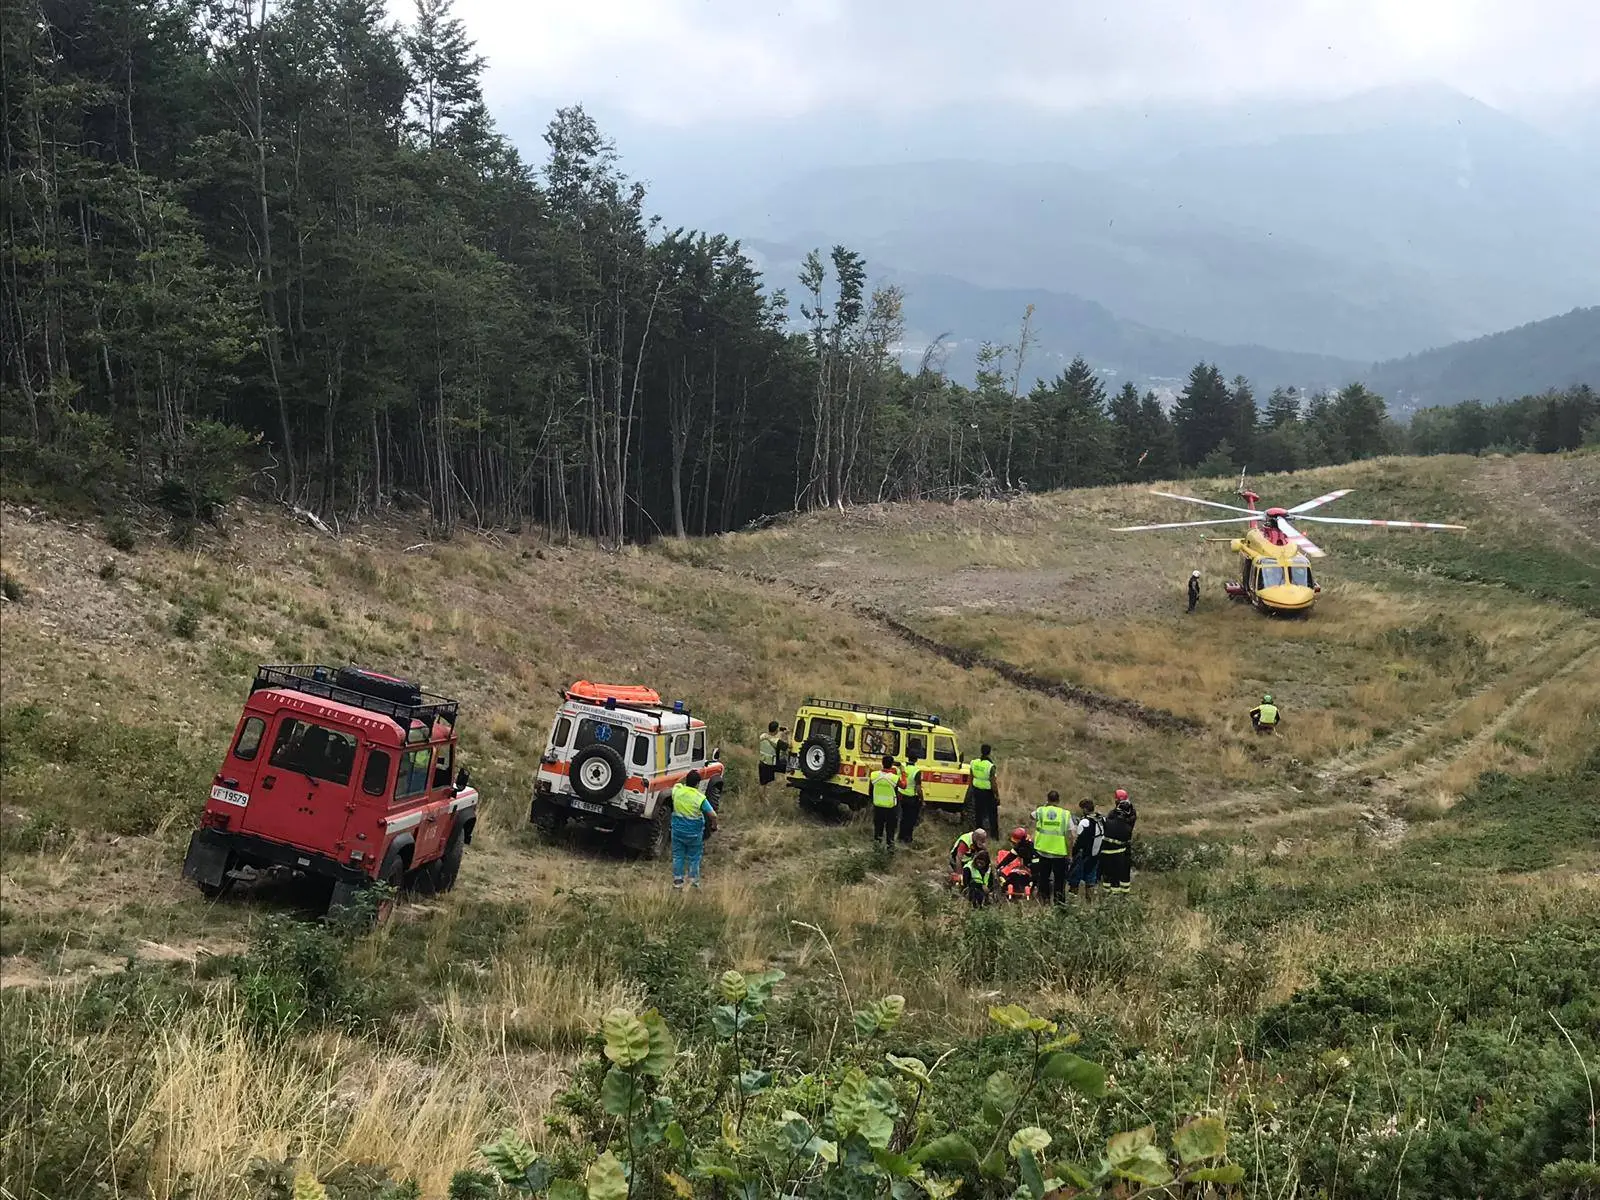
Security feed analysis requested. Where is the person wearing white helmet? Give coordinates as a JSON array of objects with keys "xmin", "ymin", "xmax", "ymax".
[{"xmin": 1187, "ymin": 569, "xmax": 1202, "ymax": 613}]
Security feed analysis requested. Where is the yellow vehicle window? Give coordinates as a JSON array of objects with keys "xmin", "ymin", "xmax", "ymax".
[
  {"xmin": 861, "ymin": 727, "xmax": 900, "ymax": 757},
  {"xmin": 844, "ymin": 727, "xmax": 855, "ymax": 750},
  {"xmin": 933, "ymin": 735, "xmax": 958, "ymax": 763},
  {"xmin": 1259, "ymin": 565, "xmax": 1286, "ymax": 589},
  {"xmin": 905, "ymin": 733, "xmax": 927, "ymax": 761},
  {"xmin": 807, "ymin": 718, "xmax": 842, "ymax": 745}
]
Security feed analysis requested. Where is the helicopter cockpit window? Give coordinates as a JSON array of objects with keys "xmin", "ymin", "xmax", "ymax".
[
  {"xmin": 1289, "ymin": 565, "xmax": 1311, "ymax": 586},
  {"xmin": 1257, "ymin": 564, "xmax": 1287, "ymax": 589}
]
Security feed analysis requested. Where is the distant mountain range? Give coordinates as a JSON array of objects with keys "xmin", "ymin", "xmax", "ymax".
[
  {"xmin": 603, "ymin": 83, "xmax": 1599, "ymax": 373},
  {"xmin": 1366, "ymin": 307, "xmax": 1600, "ymax": 410}
]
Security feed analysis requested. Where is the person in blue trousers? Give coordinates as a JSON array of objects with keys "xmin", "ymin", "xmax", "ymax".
[{"xmin": 670, "ymin": 769, "xmax": 718, "ymax": 889}]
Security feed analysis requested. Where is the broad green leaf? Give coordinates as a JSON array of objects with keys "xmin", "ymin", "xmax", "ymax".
[
  {"xmin": 1189, "ymin": 1164, "xmax": 1246, "ymax": 1184},
  {"xmin": 872, "ymin": 1148, "xmax": 918, "ymax": 1178},
  {"xmin": 601, "ymin": 1009, "xmax": 650, "ymax": 1068},
  {"xmin": 885, "ymin": 1054, "xmax": 931, "ymax": 1086},
  {"xmin": 858, "ymin": 1106, "xmax": 895, "ymax": 1149},
  {"xmin": 853, "ymin": 1008, "xmax": 882, "ymax": 1038},
  {"xmin": 585, "ymin": 1152, "xmax": 628, "ymax": 1200},
  {"xmin": 808, "ymin": 1138, "xmax": 839, "ymax": 1164},
  {"xmin": 292, "ymin": 1174, "xmax": 329, "ymax": 1200},
  {"xmin": 1016, "ymin": 1148, "xmax": 1046, "ymax": 1200},
  {"xmin": 920, "ymin": 1177, "xmax": 962, "ymax": 1200},
  {"xmin": 912, "ymin": 1134, "xmax": 981, "ymax": 1168},
  {"xmin": 663, "ymin": 1171, "xmax": 694, "ymax": 1198},
  {"xmin": 482, "ymin": 1133, "xmax": 540, "ymax": 1184},
  {"xmin": 982, "ymin": 1071, "xmax": 1020, "ymax": 1115},
  {"xmin": 718, "ymin": 970, "xmax": 748, "ymax": 1004},
  {"xmin": 599, "ymin": 1068, "xmax": 637, "ymax": 1117},
  {"xmin": 1052, "ymin": 1160, "xmax": 1096, "ymax": 1189},
  {"xmin": 1173, "ymin": 1115, "xmax": 1227, "ymax": 1164},
  {"xmin": 637, "ymin": 1096, "xmax": 675, "ymax": 1147},
  {"xmin": 978, "ymin": 1148, "xmax": 1008, "ymax": 1180},
  {"xmin": 738, "ymin": 1069, "xmax": 772, "ymax": 1095},
  {"xmin": 1106, "ymin": 1126, "xmax": 1173, "ymax": 1187},
  {"xmin": 877, "ymin": 994, "xmax": 906, "ymax": 1029},
  {"xmin": 1042, "ymin": 1052, "xmax": 1107, "ymax": 1097},
  {"xmin": 720, "ymin": 1109, "xmax": 741, "ymax": 1151},
  {"xmin": 640, "ymin": 1010, "xmax": 676, "ymax": 1077},
  {"xmin": 864, "ymin": 1076, "xmax": 902, "ymax": 1118},
  {"xmin": 746, "ymin": 968, "xmax": 785, "ymax": 1003},
  {"xmin": 522, "ymin": 1161, "xmax": 555, "ymax": 1193},
  {"xmin": 1008, "ymin": 1127, "xmax": 1052, "ymax": 1157},
  {"xmin": 549, "ymin": 1180, "xmax": 584, "ymax": 1200},
  {"xmin": 710, "ymin": 1006, "xmax": 739, "ymax": 1039},
  {"xmin": 664, "ymin": 1122, "xmax": 688, "ymax": 1152},
  {"xmin": 1040, "ymin": 1032, "xmax": 1081, "ymax": 1053},
  {"xmin": 989, "ymin": 1003, "xmax": 1055, "ymax": 1034}
]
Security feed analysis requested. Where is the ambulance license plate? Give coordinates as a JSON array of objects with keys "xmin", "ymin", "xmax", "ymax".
[
  {"xmin": 569, "ymin": 799, "xmax": 603, "ymax": 814},
  {"xmin": 210, "ymin": 785, "xmax": 250, "ymax": 807}
]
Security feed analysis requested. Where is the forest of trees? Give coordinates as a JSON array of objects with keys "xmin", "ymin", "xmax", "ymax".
[{"xmin": 4, "ymin": 0, "xmax": 1597, "ymax": 543}]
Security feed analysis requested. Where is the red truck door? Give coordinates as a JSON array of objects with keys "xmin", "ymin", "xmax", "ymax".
[{"xmin": 241, "ymin": 713, "xmax": 359, "ymax": 851}]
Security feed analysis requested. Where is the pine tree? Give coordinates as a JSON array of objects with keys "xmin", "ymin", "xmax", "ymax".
[
  {"xmin": 405, "ymin": 0, "xmax": 485, "ymax": 147},
  {"xmin": 1139, "ymin": 392, "xmax": 1180, "ymax": 479},
  {"xmin": 1172, "ymin": 362, "xmax": 1232, "ymax": 467},
  {"xmin": 1229, "ymin": 375, "xmax": 1257, "ymax": 467},
  {"xmin": 1265, "ymin": 386, "xmax": 1301, "ymax": 429}
]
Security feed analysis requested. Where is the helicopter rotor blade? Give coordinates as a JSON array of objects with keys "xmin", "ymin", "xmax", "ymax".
[
  {"xmin": 1286, "ymin": 488, "xmax": 1353, "ymax": 514},
  {"xmin": 1292, "ymin": 515, "xmax": 1468, "ymax": 530},
  {"xmin": 1275, "ymin": 517, "xmax": 1326, "ymax": 558},
  {"xmin": 1147, "ymin": 490, "xmax": 1262, "ymax": 515},
  {"xmin": 1113, "ymin": 516, "xmax": 1262, "ymax": 532}
]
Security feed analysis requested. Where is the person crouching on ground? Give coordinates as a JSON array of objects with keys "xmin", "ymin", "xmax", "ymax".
[
  {"xmin": 671, "ymin": 769, "xmax": 718, "ymax": 889},
  {"xmin": 949, "ymin": 826, "xmax": 989, "ymax": 884},
  {"xmin": 963, "ymin": 848, "xmax": 994, "ymax": 907}
]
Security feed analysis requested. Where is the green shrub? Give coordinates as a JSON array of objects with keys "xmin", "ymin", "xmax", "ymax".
[
  {"xmin": 97, "ymin": 558, "xmax": 118, "ymax": 581},
  {"xmin": 1130, "ymin": 834, "xmax": 1227, "ymax": 872},
  {"xmin": 103, "ymin": 516, "xmax": 137, "ymax": 552},
  {"xmin": 171, "ymin": 603, "xmax": 201, "ymax": 639},
  {"xmin": 0, "ymin": 570, "xmax": 23, "ymax": 602},
  {"xmin": 238, "ymin": 916, "xmax": 378, "ymax": 1036}
]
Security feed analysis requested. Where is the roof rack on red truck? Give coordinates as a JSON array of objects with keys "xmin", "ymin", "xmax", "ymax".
[{"xmin": 182, "ymin": 663, "xmax": 478, "ymax": 921}]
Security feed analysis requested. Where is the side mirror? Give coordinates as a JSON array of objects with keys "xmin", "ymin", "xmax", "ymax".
[
  {"xmin": 710, "ymin": 745, "xmax": 721, "ymax": 763},
  {"xmin": 454, "ymin": 766, "xmax": 471, "ymax": 792}
]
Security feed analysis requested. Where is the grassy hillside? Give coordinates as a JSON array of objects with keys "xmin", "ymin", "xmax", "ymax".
[{"xmin": 1, "ymin": 451, "xmax": 1597, "ymax": 1199}]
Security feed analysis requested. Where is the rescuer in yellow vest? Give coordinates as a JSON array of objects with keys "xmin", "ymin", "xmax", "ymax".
[
  {"xmin": 758, "ymin": 721, "xmax": 787, "ymax": 793},
  {"xmin": 869, "ymin": 755, "xmax": 900, "ymax": 851},
  {"xmin": 966, "ymin": 744, "xmax": 999, "ymax": 837},
  {"xmin": 896, "ymin": 759, "xmax": 923, "ymax": 846},
  {"xmin": 1250, "ymin": 694, "xmax": 1281, "ymax": 734},
  {"xmin": 1030, "ymin": 790, "xmax": 1072, "ymax": 904},
  {"xmin": 670, "ymin": 769, "xmax": 718, "ymax": 889}
]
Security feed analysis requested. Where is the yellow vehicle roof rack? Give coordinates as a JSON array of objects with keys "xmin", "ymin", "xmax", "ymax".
[{"xmin": 803, "ymin": 698, "xmax": 943, "ymax": 726}]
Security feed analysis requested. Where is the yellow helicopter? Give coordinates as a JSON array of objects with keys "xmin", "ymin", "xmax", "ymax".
[{"xmin": 1115, "ymin": 471, "xmax": 1468, "ymax": 616}]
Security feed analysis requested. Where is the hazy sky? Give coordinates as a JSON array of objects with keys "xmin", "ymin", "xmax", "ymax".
[{"xmin": 446, "ymin": 0, "xmax": 1600, "ymax": 126}]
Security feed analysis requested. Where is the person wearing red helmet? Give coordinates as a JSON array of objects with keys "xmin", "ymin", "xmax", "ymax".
[
  {"xmin": 995, "ymin": 826, "xmax": 1036, "ymax": 900},
  {"xmin": 1100, "ymin": 788, "xmax": 1137, "ymax": 895}
]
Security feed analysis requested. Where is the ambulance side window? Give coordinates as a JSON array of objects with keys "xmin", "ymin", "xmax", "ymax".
[
  {"xmin": 933, "ymin": 735, "xmax": 958, "ymax": 763},
  {"xmin": 631, "ymin": 736, "xmax": 650, "ymax": 768},
  {"xmin": 552, "ymin": 717, "xmax": 573, "ymax": 748},
  {"xmin": 906, "ymin": 733, "xmax": 928, "ymax": 761},
  {"xmin": 671, "ymin": 733, "xmax": 692, "ymax": 763},
  {"xmin": 693, "ymin": 730, "xmax": 705, "ymax": 760}
]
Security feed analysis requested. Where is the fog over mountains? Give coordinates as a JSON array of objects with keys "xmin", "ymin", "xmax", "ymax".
[{"xmin": 510, "ymin": 84, "xmax": 1600, "ymax": 400}]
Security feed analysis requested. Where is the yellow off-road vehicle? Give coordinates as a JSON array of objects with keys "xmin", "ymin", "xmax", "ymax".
[{"xmin": 787, "ymin": 698, "xmax": 970, "ymax": 815}]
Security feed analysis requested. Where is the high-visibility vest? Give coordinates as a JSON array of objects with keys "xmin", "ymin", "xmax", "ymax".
[
  {"xmin": 966, "ymin": 863, "xmax": 991, "ymax": 889},
  {"xmin": 970, "ymin": 758, "xmax": 994, "ymax": 789},
  {"xmin": 1033, "ymin": 806, "xmax": 1069, "ymax": 856},
  {"xmin": 869, "ymin": 770, "xmax": 899, "ymax": 807},
  {"xmin": 950, "ymin": 832, "xmax": 975, "ymax": 864},
  {"xmin": 672, "ymin": 783, "xmax": 707, "ymax": 820},
  {"xmin": 758, "ymin": 735, "xmax": 778, "ymax": 765},
  {"xmin": 1256, "ymin": 703, "xmax": 1279, "ymax": 726},
  {"xmin": 898, "ymin": 764, "xmax": 921, "ymax": 797}
]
